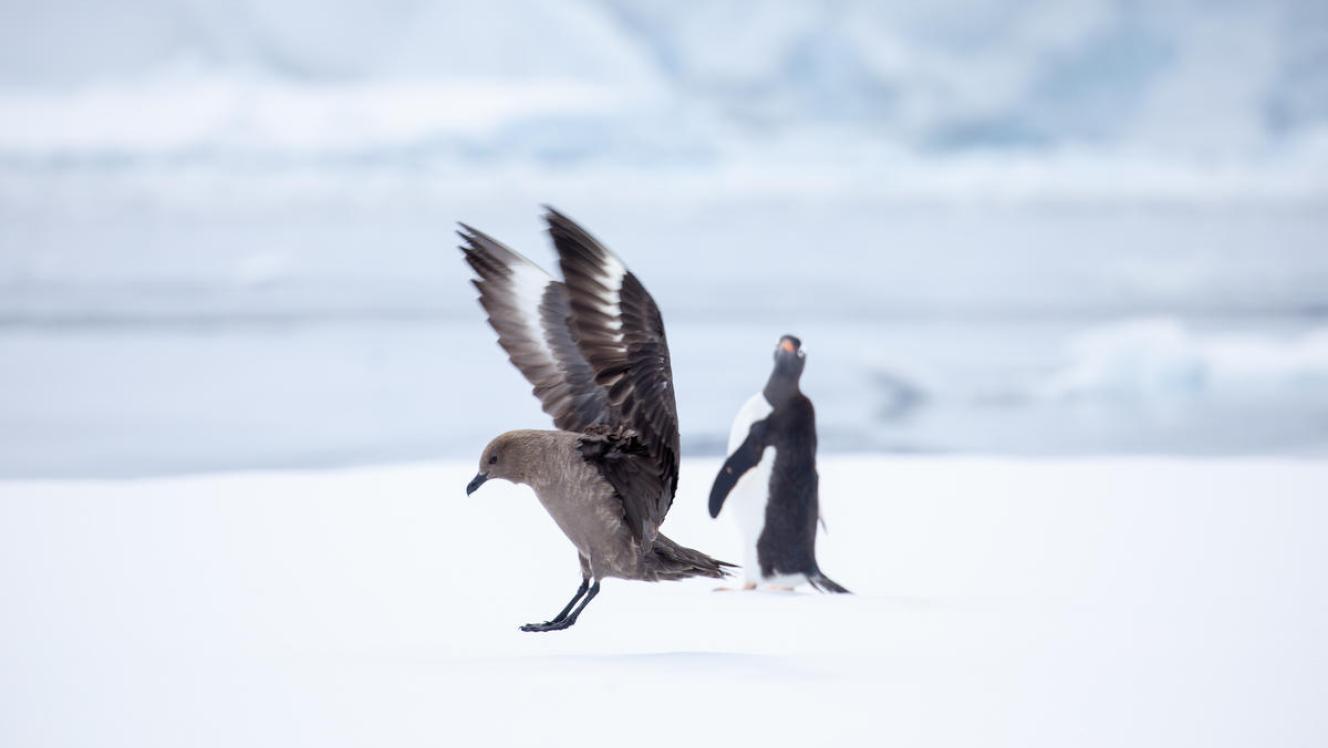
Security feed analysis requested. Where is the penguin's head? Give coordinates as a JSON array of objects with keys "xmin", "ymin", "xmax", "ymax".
[{"xmin": 772, "ymin": 334, "xmax": 806, "ymax": 380}]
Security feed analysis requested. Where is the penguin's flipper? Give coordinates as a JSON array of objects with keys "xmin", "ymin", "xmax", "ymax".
[{"xmin": 708, "ymin": 420, "xmax": 769, "ymax": 518}]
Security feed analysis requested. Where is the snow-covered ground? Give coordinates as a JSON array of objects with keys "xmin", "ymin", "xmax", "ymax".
[{"xmin": 3, "ymin": 456, "xmax": 1325, "ymax": 746}]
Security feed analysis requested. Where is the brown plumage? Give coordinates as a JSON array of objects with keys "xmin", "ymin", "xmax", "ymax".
[{"xmin": 459, "ymin": 208, "xmax": 732, "ymax": 633}]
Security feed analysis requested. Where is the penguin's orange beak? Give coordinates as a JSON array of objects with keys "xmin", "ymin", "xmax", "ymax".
[{"xmin": 780, "ymin": 339, "xmax": 796, "ymax": 353}]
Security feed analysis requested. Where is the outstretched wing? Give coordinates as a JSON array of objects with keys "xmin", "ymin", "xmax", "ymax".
[
  {"xmin": 545, "ymin": 207, "xmax": 681, "ymax": 543},
  {"xmin": 459, "ymin": 224, "xmax": 611, "ymax": 433}
]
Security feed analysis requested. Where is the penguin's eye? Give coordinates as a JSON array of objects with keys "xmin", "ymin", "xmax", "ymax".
[{"xmin": 488, "ymin": 455, "xmax": 498, "ymax": 465}]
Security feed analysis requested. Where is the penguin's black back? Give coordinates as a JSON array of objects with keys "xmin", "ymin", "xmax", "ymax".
[{"xmin": 756, "ymin": 393, "xmax": 821, "ymax": 578}]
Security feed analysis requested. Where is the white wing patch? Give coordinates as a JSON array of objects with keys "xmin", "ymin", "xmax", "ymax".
[
  {"xmin": 509, "ymin": 260, "xmax": 557, "ymax": 361},
  {"xmin": 593, "ymin": 252, "xmax": 628, "ymax": 342}
]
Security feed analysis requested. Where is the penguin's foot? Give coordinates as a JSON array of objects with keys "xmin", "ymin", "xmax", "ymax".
[{"xmin": 713, "ymin": 581, "xmax": 759, "ymax": 592}]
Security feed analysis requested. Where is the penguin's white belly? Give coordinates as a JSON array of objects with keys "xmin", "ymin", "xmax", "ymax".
[
  {"xmin": 729, "ymin": 446, "xmax": 774, "ymax": 581},
  {"xmin": 724, "ymin": 394, "xmax": 776, "ymax": 583}
]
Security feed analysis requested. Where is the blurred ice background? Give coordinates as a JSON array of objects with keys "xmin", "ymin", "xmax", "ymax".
[{"xmin": 2, "ymin": 0, "xmax": 1327, "ymax": 476}]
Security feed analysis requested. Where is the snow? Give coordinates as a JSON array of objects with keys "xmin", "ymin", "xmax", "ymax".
[
  {"xmin": 4, "ymin": 0, "xmax": 1328, "ymax": 197},
  {"xmin": 4, "ymin": 0, "xmax": 1328, "ymax": 475},
  {"xmin": 4, "ymin": 198, "xmax": 1328, "ymax": 476},
  {"xmin": 0, "ymin": 75, "xmax": 633, "ymax": 154},
  {"xmin": 5, "ymin": 0, "xmax": 1328, "ymax": 155},
  {"xmin": 4, "ymin": 4, "xmax": 1325, "ymax": 740},
  {"xmin": 3, "ymin": 456, "xmax": 1326, "ymax": 746},
  {"xmin": 1046, "ymin": 318, "xmax": 1328, "ymax": 401}
]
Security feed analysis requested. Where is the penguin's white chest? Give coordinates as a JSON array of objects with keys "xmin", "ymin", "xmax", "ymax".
[{"xmin": 724, "ymin": 393, "xmax": 776, "ymax": 581}]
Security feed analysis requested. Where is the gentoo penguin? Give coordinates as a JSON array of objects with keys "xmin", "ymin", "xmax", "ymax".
[
  {"xmin": 459, "ymin": 207, "xmax": 733, "ymax": 632},
  {"xmin": 708, "ymin": 335, "xmax": 849, "ymax": 593}
]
